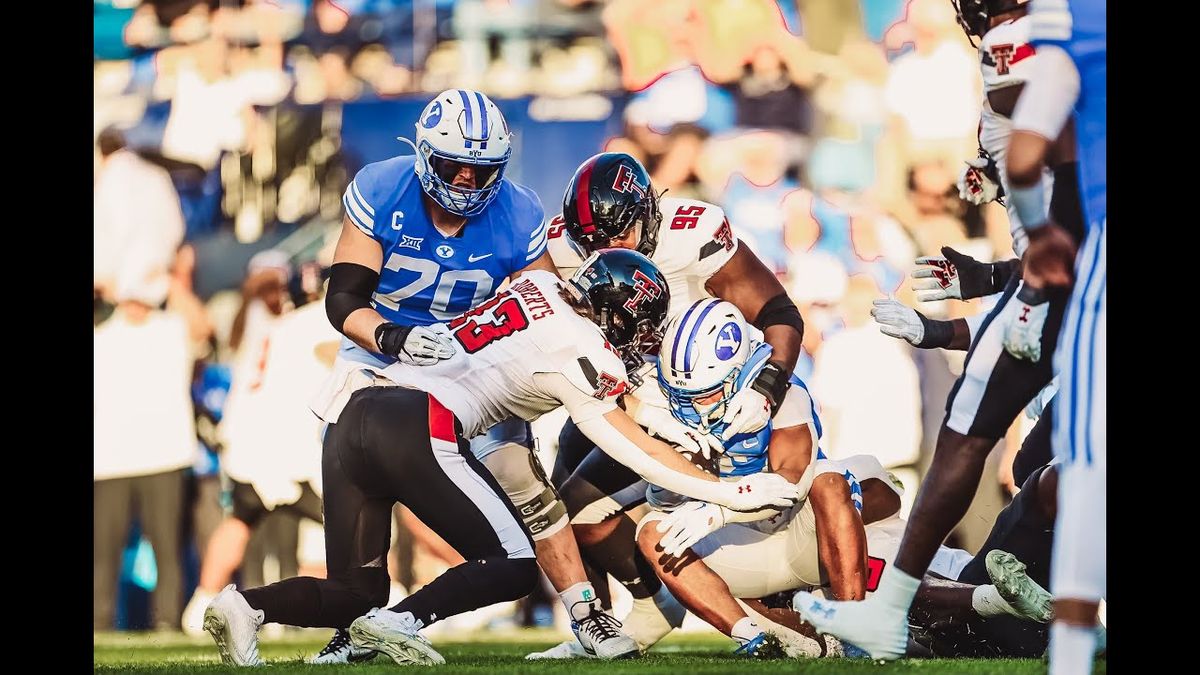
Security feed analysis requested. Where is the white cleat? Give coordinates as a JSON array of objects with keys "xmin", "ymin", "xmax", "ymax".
[
  {"xmin": 182, "ymin": 588, "xmax": 217, "ymax": 637},
  {"xmin": 986, "ymin": 550, "xmax": 1053, "ymax": 623},
  {"xmin": 309, "ymin": 629, "xmax": 379, "ymax": 664},
  {"xmin": 571, "ymin": 602, "xmax": 641, "ymax": 660},
  {"xmin": 792, "ymin": 591, "xmax": 907, "ymax": 661},
  {"xmin": 349, "ymin": 608, "xmax": 445, "ymax": 666},
  {"xmin": 203, "ymin": 584, "xmax": 264, "ymax": 666},
  {"xmin": 525, "ymin": 639, "xmax": 592, "ymax": 660}
]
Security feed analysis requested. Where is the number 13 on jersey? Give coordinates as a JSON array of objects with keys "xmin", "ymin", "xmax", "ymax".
[{"xmin": 448, "ymin": 292, "xmax": 531, "ymax": 353}]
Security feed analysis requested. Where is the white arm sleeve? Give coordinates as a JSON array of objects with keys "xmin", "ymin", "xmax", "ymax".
[
  {"xmin": 1011, "ymin": 44, "xmax": 1080, "ymax": 141},
  {"xmin": 535, "ymin": 372, "xmax": 737, "ymax": 506}
]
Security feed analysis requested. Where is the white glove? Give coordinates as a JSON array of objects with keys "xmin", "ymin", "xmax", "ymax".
[
  {"xmin": 1003, "ymin": 304, "xmax": 1049, "ymax": 362},
  {"xmin": 1002, "ymin": 282, "xmax": 1049, "ymax": 363},
  {"xmin": 398, "ymin": 325, "xmax": 456, "ymax": 366},
  {"xmin": 655, "ymin": 501, "xmax": 726, "ymax": 557},
  {"xmin": 720, "ymin": 387, "xmax": 771, "ymax": 439},
  {"xmin": 957, "ymin": 157, "xmax": 1001, "ymax": 205},
  {"xmin": 638, "ymin": 404, "xmax": 726, "ymax": 460},
  {"xmin": 252, "ymin": 476, "xmax": 302, "ymax": 510},
  {"xmin": 911, "ymin": 256, "xmax": 962, "ymax": 302},
  {"xmin": 871, "ymin": 298, "xmax": 924, "ymax": 346},
  {"xmin": 722, "ymin": 471, "xmax": 799, "ymax": 513}
]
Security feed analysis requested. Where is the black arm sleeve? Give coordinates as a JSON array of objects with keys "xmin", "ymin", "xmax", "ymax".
[
  {"xmin": 326, "ymin": 262, "xmax": 380, "ymax": 333},
  {"xmin": 751, "ymin": 292, "xmax": 804, "ymax": 340}
]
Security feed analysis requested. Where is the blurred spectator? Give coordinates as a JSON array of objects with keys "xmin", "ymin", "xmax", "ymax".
[
  {"xmin": 901, "ymin": 161, "xmax": 969, "ymax": 256},
  {"xmin": 698, "ymin": 130, "xmax": 798, "ymax": 274},
  {"xmin": 95, "ymin": 274, "xmax": 197, "ymax": 632},
  {"xmin": 726, "ymin": 39, "xmax": 816, "ymax": 139},
  {"xmin": 454, "ymin": 0, "xmax": 535, "ymax": 93},
  {"xmin": 94, "ymin": 127, "xmax": 186, "ymax": 306},
  {"xmin": 810, "ymin": 273, "xmax": 921, "ymax": 504},
  {"xmin": 182, "ymin": 288, "xmax": 338, "ymax": 635},
  {"xmin": 880, "ymin": 0, "xmax": 979, "ymax": 172},
  {"xmin": 795, "ymin": 0, "xmax": 865, "ymax": 55},
  {"xmin": 785, "ymin": 186, "xmax": 914, "ymax": 295},
  {"xmin": 157, "ymin": 32, "xmax": 289, "ymax": 172},
  {"xmin": 806, "ymin": 37, "xmax": 890, "ymax": 195},
  {"xmin": 787, "ymin": 249, "xmax": 849, "ymax": 380},
  {"xmin": 607, "ymin": 99, "xmax": 707, "ymax": 197}
]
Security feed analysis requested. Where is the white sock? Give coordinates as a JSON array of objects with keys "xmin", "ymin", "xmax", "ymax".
[
  {"xmin": 1049, "ymin": 622, "xmax": 1097, "ymax": 675},
  {"xmin": 650, "ymin": 584, "xmax": 686, "ymax": 626},
  {"xmin": 971, "ymin": 584, "xmax": 1019, "ymax": 618},
  {"xmin": 559, "ymin": 582, "xmax": 600, "ymax": 621},
  {"xmin": 873, "ymin": 565, "xmax": 921, "ymax": 614},
  {"xmin": 624, "ymin": 588, "xmax": 680, "ymax": 651},
  {"xmin": 730, "ymin": 616, "xmax": 761, "ymax": 645}
]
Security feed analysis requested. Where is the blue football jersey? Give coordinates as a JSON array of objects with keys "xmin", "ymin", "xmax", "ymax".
[
  {"xmin": 718, "ymin": 375, "xmax": 824, "ymax": 478},
  {"xmin": 339, "ymin": 155, "xmax": 547, "ymax": 366},
  {"xmin": 1030, "ymin": 0, "xmax": 1105, "ymax": 225}
]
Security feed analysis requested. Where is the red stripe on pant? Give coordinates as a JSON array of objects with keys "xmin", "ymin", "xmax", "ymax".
[{"xmin": 427, "ymin": 394, "xmax": 457, "ymax": 443}]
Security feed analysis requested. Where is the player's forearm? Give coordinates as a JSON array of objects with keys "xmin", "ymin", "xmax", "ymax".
[
  {"xmin": 577, "ymin": 412, "xmax": 745, "ymax": 508},
  {"xmin": 914, "ymin": 316, "xmax": 971, "ymax": 351},
  {"xmin": 762, "ymin": 324, "xmax": 804, "ymax": 376},
  {"xmin": 717, "ymin": 504, "xmax": 781, "ymax": 525},
  {"xmin": 342, "ymin": 307, "xmax": 390, "ymax": 353},
  {"xmin": 1007, "ymin": 44, "xmax": 1080, "ymax": 231},
  {"xmin": 810, "ymin": 476, "xmax": 868, "ymax": 600},
  {"xmin": 326, "ymin": 261, "xmax": 387, "ymax": 353},
  {"xmin": 766, "ymin": 426, "xmax": 813, "ymax": 486}
]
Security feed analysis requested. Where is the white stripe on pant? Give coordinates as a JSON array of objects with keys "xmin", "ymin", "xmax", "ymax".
[{"xmin": 430, "ymin": 436, "xmax": 535, "ymax": 559}]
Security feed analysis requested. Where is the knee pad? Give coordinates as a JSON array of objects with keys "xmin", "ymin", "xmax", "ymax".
[{"xmin": 481, "ymin": 443, "xmax": 568, "ymax": 541}]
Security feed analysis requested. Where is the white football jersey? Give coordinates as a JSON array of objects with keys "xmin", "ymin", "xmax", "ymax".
[
  {"xmin": 976, "ymin": 14, "xmax": 1051, "ymax": 258},
  {"xmin": 980, "ymin": 15, "xmax": 1036, "ymax": 94},
  {"xmin": 312, "ymin": 270, "xmax": 630, "ymax": 439},
  {"xmin": 547, "ymin": 196, "xmax": 738, "ymax": 318}
]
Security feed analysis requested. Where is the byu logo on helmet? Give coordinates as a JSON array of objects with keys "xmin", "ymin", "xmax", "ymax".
[
  {"xmin": 714, "ymin": 322, "xmax": 742, "ymax": 361},
  {"xmin": 421, "ymin": 101, "xmax": 443, "ymax": 129},
  {"xmin": 436, "ymin": 244, "xmax": 455, "ymax": 259}
]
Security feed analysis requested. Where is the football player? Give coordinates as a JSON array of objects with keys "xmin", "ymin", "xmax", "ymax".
[
  {"xmin": 201, "ymin": 251, "xmax": 801, "ymax": 666},
  {"xmin": 314, "ymin": 89, "xmax": 643, "ymax": 659},
  {"xmin": 528, "ymin": 152, "xmax": 807, "ymax": 657}
]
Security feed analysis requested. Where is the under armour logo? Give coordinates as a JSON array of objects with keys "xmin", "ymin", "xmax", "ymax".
[{"xmin": 1019, "ymin": 306, "xmax": 1031, "ymax": 323}]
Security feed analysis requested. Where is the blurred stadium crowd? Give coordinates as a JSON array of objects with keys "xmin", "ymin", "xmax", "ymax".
[{"xmin": 94, "ymin": 0, "xmax": 1029, "ymax": 632}]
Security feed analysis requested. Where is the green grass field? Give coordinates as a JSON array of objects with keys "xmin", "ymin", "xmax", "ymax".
[{"xmin": 94, "ymin": 628, "xmax": 1098, "ymax": 673}]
